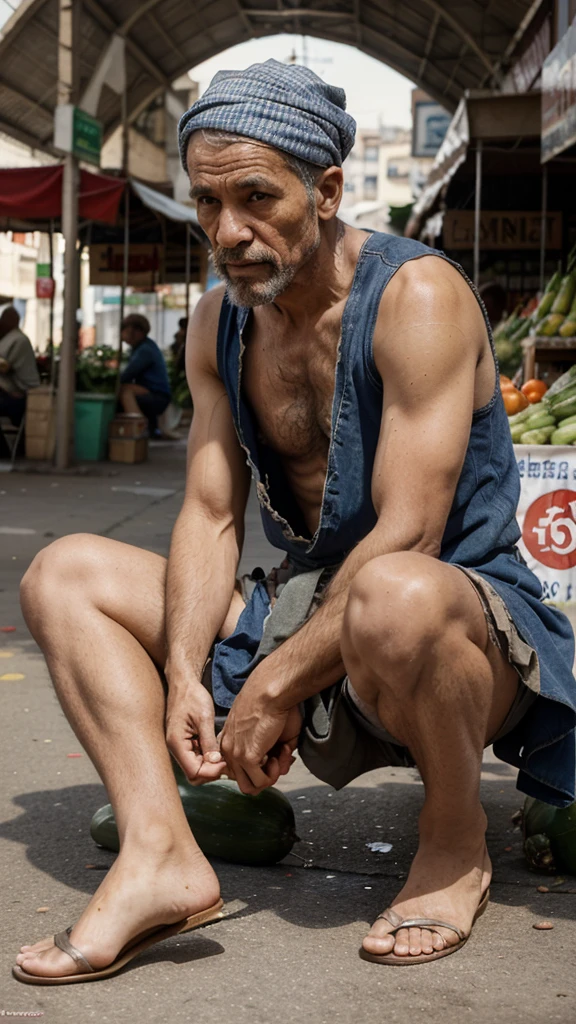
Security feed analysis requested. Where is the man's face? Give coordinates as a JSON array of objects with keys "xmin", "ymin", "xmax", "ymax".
[
  {"xmin": 121, "ymin": 325, "xmax": 144, "ymax": 348},
  {"xmin": 187, "ymin": 135, "xmax": 321, "ymax": 307}
]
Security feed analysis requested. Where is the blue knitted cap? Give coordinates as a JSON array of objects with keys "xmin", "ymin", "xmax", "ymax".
[{"xmin": 178, "ymin": 58, "xmax": 356, "ymax": 170}]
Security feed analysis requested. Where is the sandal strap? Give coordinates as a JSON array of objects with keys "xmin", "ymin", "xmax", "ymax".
[
  {"xmin": 53, "ymin": 928, "xmax": 95, "ymax": 974},
  {"xmin": 376, "ymin": 909, "xmax": 465, "ymax": 941}
]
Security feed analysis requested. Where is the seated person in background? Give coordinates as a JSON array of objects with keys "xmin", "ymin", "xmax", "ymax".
[
  {"xmin": 0, "ymin": 307, "xmax": 40, "ymax": 455},
  {"xmin": 171, "ymin": 317, "xmax": 188, "ymax": 376},
  {"xmin": 119, "ymin": 314, "xmax": 171, "ymax": 436}
]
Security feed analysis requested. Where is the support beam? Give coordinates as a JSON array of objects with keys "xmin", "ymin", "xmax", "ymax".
[
  {"xmin": 418, "ymin": 10, "xmax": 439, "ymax": 80},
  {"xmin": 473, "ymin": 140, "xmax": 482, "ymax": 287},
  {"xmin": 244, "ymin": 8, "xmax": 354, "ymax": 17},
  {"xmin": 83, "ymin": 0, "xmax": 172, "ymax": 91},
  {"xmin": 418, "ymin": 0, "xmax": 496, "ymax": 78},
  {"xmin": 0, "ymin": 80, "xmax": 55, "ymax": 123},
  {"xmin": 232, "ymin": 0, "xmax": 254, "ymax": 37},
  {"xmin": 146, "ymin": 11, "xmax": 187, "ymax": 64}
]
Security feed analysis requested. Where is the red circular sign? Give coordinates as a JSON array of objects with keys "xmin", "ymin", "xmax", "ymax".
[{"xmin": 523, "ymin": 489, "xmax": 576, "ymax": 570}]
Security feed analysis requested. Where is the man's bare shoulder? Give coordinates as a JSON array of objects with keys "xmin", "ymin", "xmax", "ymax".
[
  {"xmin": 186, "ymin": 284, "xmax": 227, "ymax": 376},
  {"xmin": 375, "ymin": 254, "xmax": 486, "ymax": 363}
]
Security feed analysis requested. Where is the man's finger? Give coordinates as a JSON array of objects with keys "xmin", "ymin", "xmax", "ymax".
[{"xmin": 197, "ymin": 717, "xmax": 223, "ymax": 760}]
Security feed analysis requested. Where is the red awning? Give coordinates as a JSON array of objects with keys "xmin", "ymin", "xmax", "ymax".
[{"xmin": 0, "ymin": 165, "xmax": 125, "ymax": 225}]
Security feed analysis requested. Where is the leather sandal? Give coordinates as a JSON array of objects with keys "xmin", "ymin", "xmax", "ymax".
[
  {"xmin": 12, "ymin": 899, "xmax": 224, "ymax": 985},
  {"xmin": 359, "ymin": 888, "xmax": 490, "ymax": 965}
]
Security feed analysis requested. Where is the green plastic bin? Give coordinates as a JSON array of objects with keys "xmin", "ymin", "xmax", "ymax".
[{"xmin": 74, "ymin": 393, "xmax": 116, "ymax": 461}]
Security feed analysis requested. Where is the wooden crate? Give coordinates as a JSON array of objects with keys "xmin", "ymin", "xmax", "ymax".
[
  {"xmin": 25, "ymin": 387, "xmax": 56, "ymax": 459},
  {"xmin": 108, "ymin": 437, "xmax": 148, "ymax": 463}
]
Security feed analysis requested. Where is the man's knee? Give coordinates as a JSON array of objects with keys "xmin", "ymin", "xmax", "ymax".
[
  {"xmin": 21, "ymin": 533, "xmax": 104, "ymax": 625},
  {"xmin": 343, "ymin": 552, "xmax": 450, "ymax": 674}
]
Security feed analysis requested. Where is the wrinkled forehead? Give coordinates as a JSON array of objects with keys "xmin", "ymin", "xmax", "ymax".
[{"xmin": 186, "ymin": 131, "xmax": 289, "ymax": 178}]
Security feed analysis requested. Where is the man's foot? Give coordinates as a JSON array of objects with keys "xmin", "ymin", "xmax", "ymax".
[
  {"xmin": 15, "ymin": 831, "xmax": 220, "ymax": 979},
  {"xmin": 362, "ymin": 834, "xmax": 491, "ymax": 961}
]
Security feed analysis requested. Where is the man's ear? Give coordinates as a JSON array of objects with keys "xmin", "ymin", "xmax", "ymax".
[{"xmin": 315, "ymin": 166, "xmax": 343, "ymax": 221}]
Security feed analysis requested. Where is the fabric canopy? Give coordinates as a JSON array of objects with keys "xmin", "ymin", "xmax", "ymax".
[
  {"xmin": 130, "ymin": 179, "xmax": 199, "ymax": 227},
  {"xmin": 0, "ymin": 165, "xmax": 125, "ymax": 224}
]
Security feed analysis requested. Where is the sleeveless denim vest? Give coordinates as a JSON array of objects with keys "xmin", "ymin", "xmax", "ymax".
[{"xmin": 215, "ymin": 231, "xmax": 576, "ymax": 807}]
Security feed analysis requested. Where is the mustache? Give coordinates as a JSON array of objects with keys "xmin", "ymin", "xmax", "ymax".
[{"xmin": 212, "ymin": 244, "xmax": 279, "ymax": 269}]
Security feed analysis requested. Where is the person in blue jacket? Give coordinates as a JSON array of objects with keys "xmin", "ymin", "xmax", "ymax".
[{"xmin": 119, "ymin": 314, "xmax": 171, "ymax": 435}]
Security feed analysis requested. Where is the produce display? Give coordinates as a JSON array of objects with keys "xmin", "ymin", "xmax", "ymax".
[
  {"xmin": 493, "ymin": 249, "xmax": 576, "ymax": 377},
  {"xmin": 504, "ymin": 366, "xmax": 576, "ymax": 445},
  {"xmin": 521, "ymin": 796, "xmax": 576, "ymax": 875},
  {"xmin": 90, "ymin": 772, "xmax": 300, "ymax": 866}
]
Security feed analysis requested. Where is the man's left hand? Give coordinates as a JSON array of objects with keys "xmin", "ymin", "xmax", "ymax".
[{"xmin": 219, "ymin": 690, "xmax": 301, "ymax": 795}]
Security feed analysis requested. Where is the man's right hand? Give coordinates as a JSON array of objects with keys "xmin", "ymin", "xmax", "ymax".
[{"xmin": 165, "ymin": 681, "xmax": 227, "ymax": 784}]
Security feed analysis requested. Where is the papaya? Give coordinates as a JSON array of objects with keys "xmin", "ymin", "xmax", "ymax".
[
  {"xmin": 90, "ymin": 779, "xmax": 299, "ymax": 866},
  {"xmin": 536, "ymin": 313, "xmax": 566, "ymax": 337},
  {"xmin": 523, "ymin": 796, "xmax": 576, "ymax": 875},
  {"xmin": 559, "ymin": 319, "xmax": 576, "ymax": 338},
  {"xmin": 551, "ymin": 270, "xmax": 576, "ymax": 314}
]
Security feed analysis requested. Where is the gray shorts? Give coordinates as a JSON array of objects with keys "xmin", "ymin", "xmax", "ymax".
[{"xmin": 298, "ymin": 567, "xmax": 539, "ymax": 790}]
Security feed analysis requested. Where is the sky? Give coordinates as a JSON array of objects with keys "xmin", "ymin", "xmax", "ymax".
[{"xmin": 188, "ymin": 34, "xmax": 414, "ymax": 131}]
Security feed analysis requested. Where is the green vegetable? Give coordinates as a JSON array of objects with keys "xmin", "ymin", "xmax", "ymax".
[
  {"xmin": 546, "ymin": 383, "xmax": 576, "ymax": 409},
  {"xmin": 510, "ymin": 422, "xmax": 527, "ymax": 443},
  {"xmin": 519, "ymin": 427, "xmax": 555, "ymax": 445},
  {"xmin": 536, "ymin": 313, "xmax": 566, "ymax": 337},
  {"xmin": 557, "ymin": 413, "xmax": 576, "ymax": 429},
  {"xmin": 509, "ymin": 318, "xmax": 533, "ymax": 342},
  {"xmin": 551, "ymin": 423, "xmax": 576, "ymax": 445},
  {"xmin": 535, "ymin": 272, "xmax": 562, "ymax": 319},
  {"xmin": 508, "ymin": 402, "xmax": 543, "ymax": 426},
  {"xmin": 549, "ymin": 396, "xmax": 576, "ymax": 423},
  {"xmin": 552, "ymin": 271, "xmax": 576, "ymax": 314},
  {"xmin": 90, "ymin": 778, "xmax": 299, "ymax": 866},
  {"xmin": 523, "ymin": 412, "xmax": 556, "ymax": 430},
  {"xmin": 544, "ymin": 365, "xmax": 576, "ymax": 401},
  {"xmin": 559, "ymin": 319, "xmax": 576, "ymax": 338},
  {"xmin": 522, "ymin": 796, "xmax": 576, "ymax": 874}
]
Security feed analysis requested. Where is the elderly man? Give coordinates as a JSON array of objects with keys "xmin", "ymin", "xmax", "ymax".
[
  {"xmin": 119, "ymin": 313, "xmax": 171, "ymax": 436},
  {"xmin": 0, "ymin": 306, "xmax": 40, "ymax": 421},
  {"xmin": 13, "ymin": 61, "xmax": 576, "ymax": 983}
]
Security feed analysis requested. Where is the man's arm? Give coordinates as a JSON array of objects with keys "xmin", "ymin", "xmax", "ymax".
[
  {"xmin": 164, "ymin": 287, "xmax": 251, "ymax": 781},
  {"xmin": 219, "ymin": 256, "xmax": 489, "ymax": 791},
  {"xmin": 119, "ymin": 344, "xmax": 153, "ymax": 384}
]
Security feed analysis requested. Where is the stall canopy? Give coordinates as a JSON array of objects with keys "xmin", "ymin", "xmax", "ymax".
[
  {"xmin": 0, "ymin": 165, "xmax": 125, "ymax": 225},
  {"xmin": 406, "ymin": 90, "xmax": 542, "ymax": 240}
]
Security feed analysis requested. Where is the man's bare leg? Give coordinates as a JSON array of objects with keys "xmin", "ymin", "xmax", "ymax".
[
  {"xmin": 14, "ymin": 535, "xmax": 240, "ymax": 979},
  {"xmin": 341, "ymin": 551, "xmax": 519, "ymax": 960},
  {"xmin": 119, "ymin": 382, "xmax": 149, "ymax": 414}
]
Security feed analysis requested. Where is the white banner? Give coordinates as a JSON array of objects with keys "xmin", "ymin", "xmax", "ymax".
[{"xmin": 515, "ymin": 445, "xmax": 576, "ymax": 604}]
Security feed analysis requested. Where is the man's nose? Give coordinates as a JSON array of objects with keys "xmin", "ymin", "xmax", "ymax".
[{"xmin": 215, "ymin": 206, "xmax": 253, "ymax": 249}]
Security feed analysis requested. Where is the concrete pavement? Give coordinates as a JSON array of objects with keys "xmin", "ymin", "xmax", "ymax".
[{"xmin": 0, "ymin": 440, "xmax": 575, "ymax": 1024}]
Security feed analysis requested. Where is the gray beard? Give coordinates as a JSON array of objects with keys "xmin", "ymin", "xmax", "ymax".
[{"xmin": 212, "ymin": 231, "xmax": 321, "ymax": 308}]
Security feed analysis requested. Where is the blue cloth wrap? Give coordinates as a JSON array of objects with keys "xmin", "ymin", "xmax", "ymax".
[{"xmin": 178, "ymin": 59, "xmax": 356, "ymax": 170}]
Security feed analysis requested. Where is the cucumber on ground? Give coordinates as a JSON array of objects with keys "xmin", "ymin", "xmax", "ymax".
[{"xmin": 90, "ymin": 780, "xmax": 299, "ymax": 866}]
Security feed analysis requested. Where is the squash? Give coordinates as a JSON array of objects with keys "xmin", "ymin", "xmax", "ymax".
[
  {"xmin": 522, "ymin": 796, "xmax": 576, "ymax": 874},
  {"xmin": 90, "ymin": 778, "xmax": 299, "ymax": 866}
]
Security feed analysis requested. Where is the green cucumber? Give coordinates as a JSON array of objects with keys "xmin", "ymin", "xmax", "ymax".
[
  {"xmin": 549, "ymin": 396, "xmax": 576, "ymax": 423},
  {"xmin": 510, "ymin": 422, "xmax": 527, "ymax": 443},
  {"xmin": 523, "ymin": 796, "xmax": 576, "ymax": 874},
  {"xmin": 90, "ymin": 779, "xmax": 299, "ymax": 866},
  {"xmin": 557, "ymin": 413, "xmax": 576, "ymax": 429},
  {"xmin": 551, "ymin": 423, "xmax": 576, "ymax": 445},
  {"xmin": 523, "ymin": 412, "xmax": 556, "ymax": 430},
  {"xmin": 508, "ymin": 403, "xmax": 542, "ymax": 426},
  {"xmin": 519, "ymin": 427, "xmax": 555, "ymax": 445}
]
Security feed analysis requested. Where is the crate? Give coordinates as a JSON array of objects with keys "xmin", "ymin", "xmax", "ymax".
[
  {"xmin": 108, "ymin": 437, "xmax": 148, "ymax": 463},
  {"xmin": 108, "ymin": 414, "xmax": 147, "ymax": 439},
  {"xmin": 25, "ymin": 387, "xmax": 56, "ymax": 460}
]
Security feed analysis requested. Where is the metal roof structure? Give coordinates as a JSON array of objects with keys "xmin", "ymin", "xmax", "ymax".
[{"xmin": 0, "ymin": 0, "xmax": 544, "ymax": 157}]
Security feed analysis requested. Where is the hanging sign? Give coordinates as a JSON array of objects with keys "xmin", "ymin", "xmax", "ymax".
[
  {"xmin": 54, "ymin": 105, "xmax": 102, "ymax": 166},
  {"xmin": 89, "ymin": 244, "xmax": 165, "ymax": 286},
  {"xmin": 443, "ymin": 210, "xmax": 563, "ymax": 250},
  {"xmin": 35, "ymin": 262, "xmax": 55, "ymax": 299},
  {"xmin": 515, "ymin": 445, "xmax": 576, "ymax": 604}
]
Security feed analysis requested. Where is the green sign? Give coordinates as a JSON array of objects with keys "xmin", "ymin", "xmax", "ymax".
[
  {"xmin": 36, "ymin": 263, "xmax": 51, "ymax": 278},
  {"xmin": 72, "ymin": 107, "xmax": 101, "ymax": 165}
]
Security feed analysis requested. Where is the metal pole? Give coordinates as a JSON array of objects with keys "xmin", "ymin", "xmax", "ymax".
[
  {"xmin": 473, "ymin": 139, "xmax": 482, "ymax": 287},
  {"xmin": 48, "ymin": 219, "xmax": 55, "ymax": 385},
  {"xmin": 185, "ymin": 224, "xmax": 191, "ymax": 319},
  {"xmin": 115, "ymin": 182, "xmax": 130, "ymax": 397},
  {"xmin": 540, "ymin": 163, "xmax": 548, "ymax": 294},
  {"xmin": 55, "ymin": 152, "xmax": 79, "ymax": 469}
]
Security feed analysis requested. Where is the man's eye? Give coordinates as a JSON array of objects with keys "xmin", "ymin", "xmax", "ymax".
[
  {"xmin": 249, "ymin": 192, "xmax": 269, "ymax": 202},
  {"xmin": 197, "ymin": 196, "xmax": 217, "ymax": 206}
]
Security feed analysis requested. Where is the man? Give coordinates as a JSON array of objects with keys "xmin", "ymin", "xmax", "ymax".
[
  {"xmin": 0, "ymin": 305, "xmax": 40, "ymax": 430},
  {"xmin": 13, "ymin": 61, "xmax": 576, "ymax": 982},
  {"xmin": 119, "ymin": 313, "xmax": 171, "ymax": 435}
]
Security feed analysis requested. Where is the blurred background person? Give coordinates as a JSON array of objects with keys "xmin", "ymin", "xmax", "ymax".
[
  {"xmin": 119, "ymin": 313, "xmax": 171, "ymax": 437},
  {"xmin": 0, "ymin": 306, "xmax": 40, "ymax": 456}
]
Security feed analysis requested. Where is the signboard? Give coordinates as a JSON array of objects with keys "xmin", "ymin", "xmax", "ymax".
[
  {"xmin": 443, "ymin": 210, "xmax": 563, "ymax": 251},
  {"xmin": 515, "ymin": 445, "xmax": 576, "ymax": 604},
  {"xmin": 54, "ymin": 104, "xmax": 102, "ymax": 166},
  {"xmin": 412, "ymin": 100, "xmax": 451, "ymax": 158},
  {"xmin": 89, "ymin": 244, "xmax": 164, "ymax": 287},
  {"xmin": 542, "ymin": 15, "xmax": 576, "ymax": 162},
  {"xmin": 35, "ymin": 262, "xmax": 54, "ymax": 299}
]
